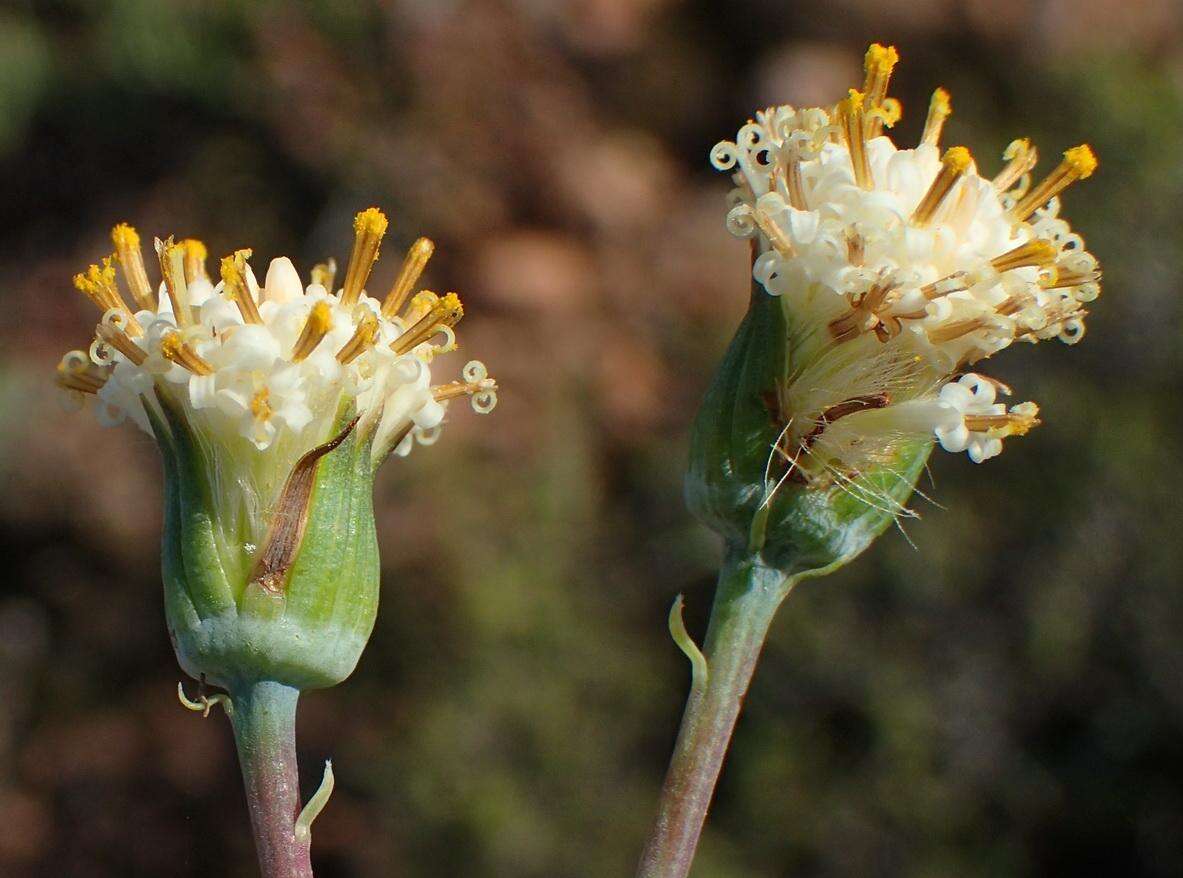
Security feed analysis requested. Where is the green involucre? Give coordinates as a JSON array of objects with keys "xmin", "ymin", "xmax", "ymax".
[
  {"xmin": 149, "ymin": 396, "xmax": 380, "ymax": 692},
  {"xmin": 686, "ymin": 281, "xmax": 932, "ymax": 579}
]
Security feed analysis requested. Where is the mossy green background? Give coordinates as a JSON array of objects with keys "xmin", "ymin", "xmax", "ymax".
[{"xmin": 0, "ymin": 2, "xmax": 1180, "ymax": 876}]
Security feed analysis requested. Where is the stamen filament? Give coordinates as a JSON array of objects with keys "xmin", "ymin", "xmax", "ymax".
[
  {"xmin": 927, "ymin": 317, "xmax": 989, "ymax": 344},
  {"xmin": 836, "ymin": 90, "xmax": 873, "ymax": 189},
  {"xmin": 341, "ymin": 208, "xmax": 388, "ymax": 308},
  {"xmin": 382, "ymin": 237, "xmax": 435, "ymax": 319},
  {"xmin": 921, "ymin": 88, "xmax": 951, "ymax": 146},
  {"xmin": 335, "ymin": 313, "xmax": 379, "ymax": 364},
  {"xmin": 56, "ymin": 351, "xmax": 108, "ymax": 394},
  {"xmin": 1011, "ymin": 145, "xmax": 1097, "ymax": 221},
  {"xmin": 432, "ymin": 377, "xmax": 497, "ymax": 402},
  {"xmin": 96, "ymin": 322, "xmax": 148, "ymax": 365},
  {"xmin": 160, "ymin": 331, "xmax": 214, "ymax": 375},
  {"xmin": 156, "ymin": 238, "xmax": 193, "ymax": 328},
  {"xmin": 111, "ymin": 223, "xmax": 156, "ymax": 311},
  {"xmin": 991, "ymin": 239, "xmax": 1058, "ymax": 273},
  {"xmin": 181, "ymin": 239, "xmax": 208, "ymax": 283},
  {"xmin": 752, "ymin": 209, "xmax": 794, "ymax": 256},
  {"xmin": 785, "ymin": 159, "xmax": 808, "ymax": 210},
  {"xmin": 921, "ymin": 272, "xmax": 969, "ymax": 300},
  {"xmin": 220, "ymin": 250, "xmax": 264, "ymax": 325},
  {"xmin": 912, "ymin": 146, "xmax": 972, "ymax": 226},
  {"xmin": 964, "ymin": 405, "xmax": 1040, "ymax": 435},
  {"xmin": 291, "ymin": 301, "xmax": 333, "ymax": 362}
]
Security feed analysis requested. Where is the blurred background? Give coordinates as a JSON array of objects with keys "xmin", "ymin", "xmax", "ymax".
[{"xmin": 0, "ymin": 0, "xmax": 1180, "ymax": 875}]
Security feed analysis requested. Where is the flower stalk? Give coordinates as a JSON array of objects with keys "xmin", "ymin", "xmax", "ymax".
[
  {"xmin": 229, "ymin": 681, "xmax": 313, "ymax": 878},
  {"xmin": 637, "ymin": 550, "xmax": 788, "ymax": 878}
]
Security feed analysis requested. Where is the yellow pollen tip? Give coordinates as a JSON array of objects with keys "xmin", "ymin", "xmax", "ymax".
[
  {"xmin": 932, "ymin": 87, "xmax": 951, "ymax": 114},
  {"xmin": 111, "ymin": 222, "xmax": 140, "ymax": 249},
  {"xmin": 943, "ymin": 146, "xmax": 972, "ymax": 172},
  {"xmin": 181, "ymin": 239, "xmax": 207, "ymax": 261},
  {"xmin": 437, "ymin": 292, "xmax": 463, "ymax": 322},
  {"xmin": 308, "ymin": 300, "xmax": 333, "ymax": 333},
  {"xmin": 839, "ymin": 89, "xmax": 865, "ymax": 113},
  {"xmin": 864, "ymin": 43, "xmax": 899, "ymax": 76},
  {"xmin": 354, "ymin": 207, "xmax": 388, "ymax": 237},
  {"xmin": 1064, "ymin": 144, "xmax": 1098, "ymax": 179}
]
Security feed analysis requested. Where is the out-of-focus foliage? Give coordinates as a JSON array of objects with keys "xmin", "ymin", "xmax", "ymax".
[{"xmin": 0, "ymin": 1, "xmax": 1180, "ymax": 876}]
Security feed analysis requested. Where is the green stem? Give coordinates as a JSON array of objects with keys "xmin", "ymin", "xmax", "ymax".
[
  {"xmin": 637, "ymin": 549, "xmax": 789, "ymax": 878},
  {"xmin": 230, "ymin": 681, "xmax": 314, "ymax": 878}
]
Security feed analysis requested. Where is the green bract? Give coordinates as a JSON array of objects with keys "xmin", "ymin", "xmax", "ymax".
[
  {"xmin": 149, "ymin": 394, "xmax": 380, "ymax": 692},
  {"xmin": 686, "ymin": 280, "xmax": 932, "ymax": 578}
]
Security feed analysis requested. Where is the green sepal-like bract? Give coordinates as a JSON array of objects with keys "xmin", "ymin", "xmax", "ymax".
[
  {"xmin": 686, "ymin": 281, "xmax": 932, "ymax": 578},
  {"xmin": 148, "ymin": 393, "xmax": 380, "ymax": 692}
]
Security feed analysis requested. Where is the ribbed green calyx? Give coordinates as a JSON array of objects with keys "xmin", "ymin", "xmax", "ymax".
[
  {"xmin": 686, "ymin": 280, "xmax": 932, "ymax": 577},
  {"xmin": 148, "ymin": 395, "xmax": 380, "ymax": 692}
]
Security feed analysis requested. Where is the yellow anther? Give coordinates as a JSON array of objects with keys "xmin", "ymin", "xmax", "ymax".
[
  {"xmin": 341, "ymin": 207, "xmax": 388, "ymax": 307},
  {"xmin": 180, "ymin": 239, "xmax": 208, "ymax": 283},
  {"xmin": 862, "ymin": 43, "xmax": 899, "ymax": 137},
  {"xmin": 991, "ymin": 239, "xmax": 1058, "ymax": 273},
  {"xmin": 921, "ymin": 87, "xmax": 952, "ymax": 146},
  {"xmin": 73, "ymin": 258, "xmax": 143, "ymax": 335},
  {"xmin": 250, "ymin": 387, "xmax": 272, "ymax": 421},
  {"xmin": 111, "ymin": 223, "xmax": 156, "ymax": 311},
  {"xmin": 836, "ymin": 90, "xmax": 873, "ymax": 190},
  {"xmin": 382, "ymin": 237, "xmax": 435, "ymax": 319},
  {"xmin": 160, "ymin": 331, "xmax": 214, "ymax": 376},
  {"xmin": 1011, "ymin": 144, "xmax": 1098, "ymax": 221},
  {"xmin": 992, "ymin": 138, "xmax": 1038, "ymax": 193},
  {"xmin": 1064, "ymin": 145, "xmax": 1098, "ymax": 179},
  {"xmin": 220, "ymin": 249, "xmax": 263, "ymax": 325},
  {"xmin": 392, "ymin": 292, "xmax": 464, "ymax": 355},
  {"xmin": 291, "ymin": 300, "xmax": 333, "ymax": 362},
  {"xmin": 335, "ymin": 313, "xmax": 379, "ymax": 365},
  {"xmin": 911, "ymin": 146, "xmax": 973, "ymax": 227},
  {"xmin": 964, "ymin": 402, "xmax": 1041, "ymax": 437}
]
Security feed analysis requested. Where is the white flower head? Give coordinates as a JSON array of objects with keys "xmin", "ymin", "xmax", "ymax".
[
  {"xmin": 57, "ymin": 210, "xmax": 497, "ymax": 543},
  {"xmin": 712, "ymin": 43, "xmax": 1098, "ymax": 481}
]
